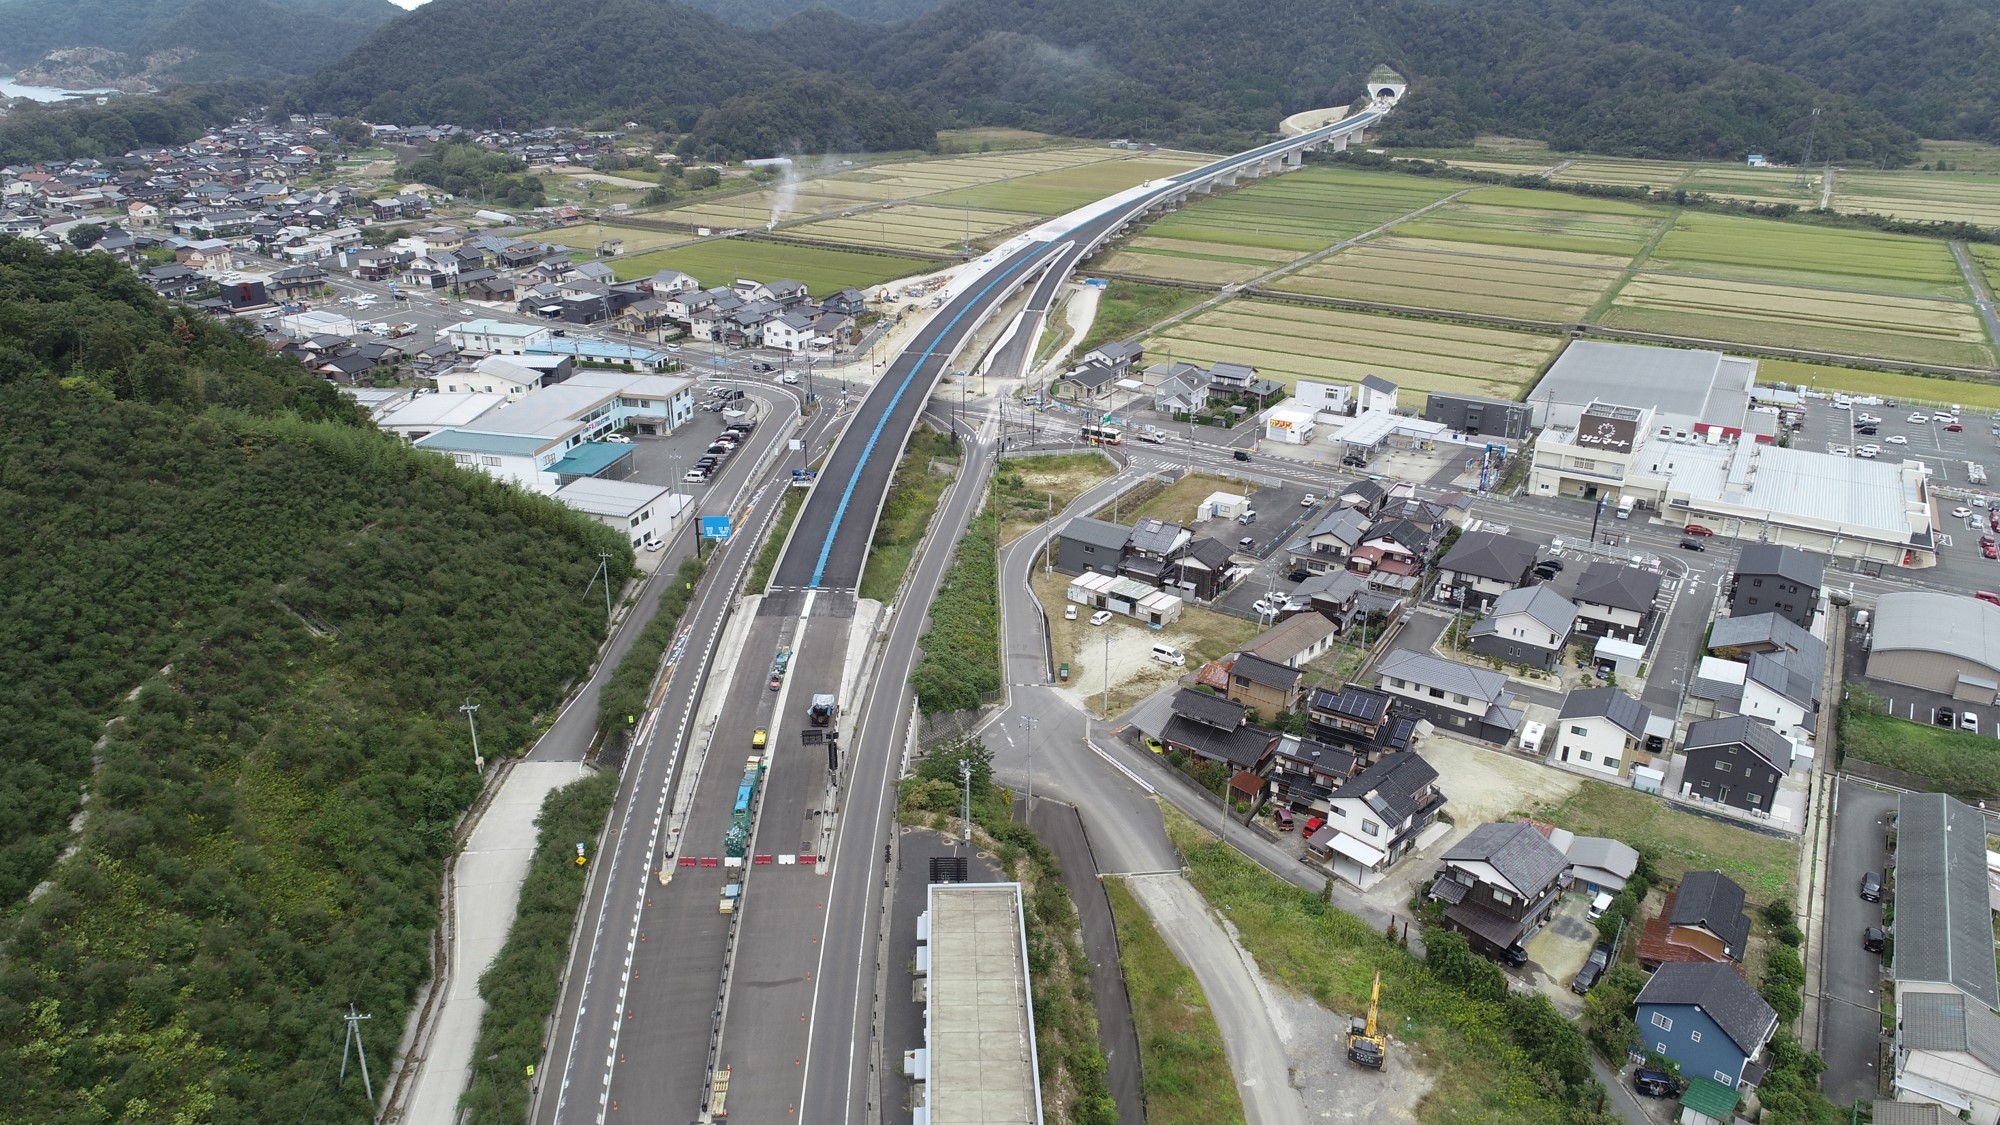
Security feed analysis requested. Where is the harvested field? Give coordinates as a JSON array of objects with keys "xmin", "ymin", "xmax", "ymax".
[
  {"xmin": 1833, "ymin": 171, "xmax": 2000, "ymax": 228},
  {"xmin": 1271, "ymin": 238, "xmax": 1624, "ymax": 321},
  {"xmin": 1144, "ymin": 300, "xmax": 1560, "ymax": 405},
  {"xmin": 1140, "ymin": 166, "xmax": 1456, "ymax": 252},
  {"xmin": 547, "ymin": 222, "xmax": 693, "ymax": 256},
  {"xmin": 1392, "ymin": 192, "xmax": 1665, "ymax": 258},
  {"xmin": 1676, "ymin": 166, "xmax": 1820, "ymax": 206},
  {"xmin": 791, "ymin": 203, "xmax": 1030, "ymax": 252},
  {"xmin": 1548, "ymin": 159, "xmax": 1691, "ymax": 190},
  {"xmin": 925, "ymin": 156, "xmax": 1209, "ymax": 215}
]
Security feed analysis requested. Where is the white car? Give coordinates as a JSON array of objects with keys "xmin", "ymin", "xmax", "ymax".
[
  {"xmin": 1088, "ymin": 610, "xmax": 1113, "ymax": 626},
  {"xmin": 603, "ymin": 434, "xmax": 633, "ymax": 444},
  {"xmin": 1953, "ymin": 507, "xmax": 1974, "ymax": 519},
  {"xmin": 1253, "ymin": 597, "xmax": 1284, "ymax": 616},
  {"xmin": 1936, "ymin": 413, "xmax": 1957, "ymax": 422},
  {"xmin": 1909, "ymin": 413, "xmax": 1929, "ymax": 423},
  {"xmin": 1858, "ymin": 443, "xmax": 1881, "ymax": 455},
  {"xmin": 1300, "ymin": 494, "xmax": 1317, "ymax": 506},
  {"xmin": 1064, "ymin": 604, "xmax": 1078, "ymax": 620},
  {"xmin": 1886, "ymin": 435, "xmax": 1909, "ymax": 444},
  {"xmin": 1829, "ymin": 445, "xmax": 1850, "ymax": 456},
  {"xmin": 781, "ymin": 372, "xmax": 800, "ymax": 384}
]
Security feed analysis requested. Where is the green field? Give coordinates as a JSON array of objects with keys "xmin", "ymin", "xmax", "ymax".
[
  {"xmin": 1755, "ymin": 358, "xmax": 2000, "ymax": 411},
  {"xmin": 1527, "ymin": 783, "xmax": 1797, "ymax": 901},
  {"xmin": 1272, "ymin": 239, "xmax": 1625, "ymax": 321},
  {"xmin": 1604, "ymin": 274, "xmax": 1994, "ymax": 367},
  {"xmin": 1646, "ymin": 212, "xmax": 1966, "ymax": 293},
  {"xmin": 1974, "ymin": 243, "xmax": 2000, "ymax": 297},
  {"xmin": 1833, "ymin": 170, "xmax": 2000, "ymax": 228},
  {"xmin": 612, "ymin": 238, "xmax": 933, "ymax": 293},
  {"xmin": 792, "ymin": 203, "xmax": 1030, "ymax": 253},
  {"xmin": 925, "ymin": 156, "xmax": 1209, "ymax": 215},
  {"xmin": 1144, "ymin": 299, "xmax": 1561, "ymax": 404},
  {"xmin": 934, "ymin": 126, "xmax": 1077, "ymax": 153},
  {"xmin": 1676, "ymin": 165, "xmax": 1820, "ymax": 207},
  {"xmin": 549, "ymin": 222, "xmax": 694, "ymax": 256},
  {"xmin": 1391, "ymin": 190, "xmax": 1666, "ymax": 257},
  {"xmin": 1842, "ymin": 705, "xmax": 2000, "ymax": 799},
  {"xmin": 1549, "ymin": 159, "xmax": 1691, "ymax": 190}
]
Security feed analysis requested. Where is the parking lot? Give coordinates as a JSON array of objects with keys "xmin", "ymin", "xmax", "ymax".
[{"xmin": 1796, "ymin": 395, "xmax": 2000, "ymax": 488}]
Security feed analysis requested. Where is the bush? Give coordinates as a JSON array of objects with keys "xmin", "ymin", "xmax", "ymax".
[
  {"xmin": 910, "ymin": 519, "xmax": 1001, "ymax": 715},
  {"xmin": 596, "ymin": 551, "xmax": 706, "ymax": 746},
  {"xmin": 1761, "ymin": 945, "xmax": 1807, "ymax": 1025}
]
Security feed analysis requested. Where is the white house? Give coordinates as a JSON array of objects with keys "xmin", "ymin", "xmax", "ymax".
[
  {"xmin": 1552, "ymin": 687, "xmax": 1654, "ymax": 779},
  {"xmin": 762, "ymin": 311, "xmax": 817, "ymax": 355},
  {"xmin": 447, "ymin": 319, "xmax": 553, "ymax": 356},
  {"xmin": 553, "ymin": 478, "xmax": 691, "ymax": 551},
  {"xmin": 437, "ymin": 356, "xmax": 546, "ymax": 400},
  {"xmin": 1294, "ymin": 379, "xmax": 1353, "ymax": 417},
  {"xmin": 1306, "ymin": 751, "xmax": 1446, "ymax": 889},
  {"xmin": 1693, "ymin": 649, "xmax": 1820, "ymax": 738},
  {"xmin": 1357, "ymin": 374, "xmax": 1399, "ymax": 416}
]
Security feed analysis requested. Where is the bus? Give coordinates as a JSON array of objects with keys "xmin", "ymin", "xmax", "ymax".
[{"xmin": 1079, "ymin": 424, "xmax": 1123, "ymax": 446}]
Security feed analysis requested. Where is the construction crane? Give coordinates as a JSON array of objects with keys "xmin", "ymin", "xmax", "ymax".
[{"xmin": 1347, "ymin": 971, "xmax": 1386, "ymax": 1069}]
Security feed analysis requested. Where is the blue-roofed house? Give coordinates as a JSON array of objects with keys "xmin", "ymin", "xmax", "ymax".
[{"xmin": 1636, "ymin": 961, "xmax": 1779, "ymax": 1092}]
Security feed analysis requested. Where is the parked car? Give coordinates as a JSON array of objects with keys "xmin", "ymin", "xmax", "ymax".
[
  {"xmin": 1301, "ymin": 494, "xmax": 1318, "ymax": 506},
  {"xmin": 1253, "ymin": 596, "xmax": 1285, "ymax": 616},
  {"xmin": 1535, "ymin": 558, "xmax": 1565, "ymax": 573},
  {"xmin": 1064, "ymin": 604, "xmax": 1078, "ymax": 620},
  {"xmin": 1286, "ymin": 569, "xmax": 1309, "ymax": 582},
  {"xmin": 1947, "ymin": 423, "xmax": 1965, "ymax": 432},
  {"xmin": 1633, "ymin": 1069, "xmax": 1680, "ymax": 1098},
  {"xmin": 1143, "ymin": 735, "xmax": 1166, "ymax": 755},
  {"xmin": 1938, "ymin": 705, "xmax": 1961, "ymax": 726},
  {"xmin": 1682, "ymin": 524, "xmax": 1714, "ymax": 536},
  {"xmin": 1303, "ymin": 816, "xmax": 1326, "ymax": 836},
  {"xmin": 1986, "ymin": 541, "xmax": 1997, "ymax": 560},
  {"xmin": 1571, "ymin": 943, "xmax": 1613, "ymax": 994},
  {"xmin": 603, "ymin": 433, "xmax": 633, "ymax": 444},
  {"xmin": 1341, "ymin": 454, "xmax": 1367, "ymax": 468},
  {"xmin": 1274, "ymin": 808, "xmax": 1295, "ymax": 831},
  {"xmin": 1954, "ymin": 507, "xmax": 1974, "ymax": 519},
  {"xmin": 1502, "ymin": 943, "xmax": 1530, "ymax": 967},
  {"xmin": 1088, "ymin": 610, "xmax": 1113, "ymax": 626},
  {"xmin": 1962, "ymin": 711, "xmax": 1981, "ymax": 732},
  {"xmin": 1860, "ymin": 870, "xmax": 1883, "ymax": 902},
  {"xmin": 1909, "ymin": 413, "xmax": 1930, "ymax": 423},
  {"xmin": 1886, "ymin": 435, "xmax": 1909, "ymax": 444},
  {"xmin": 1587, "ymin": 892, "xmax": 1615, "ymax": 921},
  {"xmin": 1237, "ymin": 509, "xmax": 1258, "ymax": 524},
  {"xmin": 1863, "ymin": 925, "xmax": 1886, "ymax": 953},
  {"xmin": 1239, "ymin": 536, "xmax": 1256, "ymax": 549}
]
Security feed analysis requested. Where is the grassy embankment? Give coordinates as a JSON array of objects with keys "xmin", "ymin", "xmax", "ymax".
[
  {"xmin": 1102, "ymin": 877, "xmax": 1246, "ymax": 1125},
  {"xmin": 858, "ymin": 426, "xmax": 961, "ymax": 603}
]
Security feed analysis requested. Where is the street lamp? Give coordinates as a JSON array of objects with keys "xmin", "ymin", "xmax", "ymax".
[
  {"xmin": 461, "ymin": 701, "xmax": 484, "ymax": 771},
  {"xmin": 1021, "ymin": 716, "xmax": 1039, "ymax": 812}
]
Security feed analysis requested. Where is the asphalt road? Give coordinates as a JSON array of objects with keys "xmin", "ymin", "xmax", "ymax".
[{"xmin": 1819, "ymin": 780, "xmax": 1895, "ymax": 1107}]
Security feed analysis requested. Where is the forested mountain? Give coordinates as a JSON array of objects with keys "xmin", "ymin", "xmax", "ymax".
[
  {"xmin": 0, "ymin": 239, "xmax": 629, "ymax": 1122},
  {"xmin": 679, "ymin": 0, "xmax": 949, "ymax": 29},
  {"xmin": 0, "ymin": 0, "xmax": 400, "ymax": 83},
  {"xmin": 298, "ymin": 0, "xmax": 1984, "ymax": 162}
]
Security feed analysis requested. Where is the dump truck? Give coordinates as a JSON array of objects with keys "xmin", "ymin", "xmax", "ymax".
[{"xmin": 809, "ymin": 693, "xmax": 839, "ymax": 726}]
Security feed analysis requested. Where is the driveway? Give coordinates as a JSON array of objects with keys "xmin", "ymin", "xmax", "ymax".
[{"xmin": 1819, "ymin": 780, "xmax": 1895, "ymax": 1105}]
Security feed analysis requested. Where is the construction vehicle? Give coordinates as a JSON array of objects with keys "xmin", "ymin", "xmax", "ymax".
[
  {"xmin": 809, "ymin": 693, "xmax": 839, "ymax": 727},
  {"xmin": 1347, "ymin": 971, "xmax": 1386, "ymax": 1069}
]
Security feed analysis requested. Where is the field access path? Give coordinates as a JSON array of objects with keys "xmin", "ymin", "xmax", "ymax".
[{"xmin": 1950, "ymin": 240, "xmax": 2000, "ymax": 354}]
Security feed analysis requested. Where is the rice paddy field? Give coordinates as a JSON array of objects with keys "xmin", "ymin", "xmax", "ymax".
[
  {"xmin": 1548, "ymin": 159, "xmax": 1691, "ymax": 190},
  {"xmin": 1087, "ymin": 166, "xmax": 1456, "ymax": 284},
  {"xmin": 1270, "ymin": 240, "xmax": 1626, "ymax": 321},
  {"xmin": 1597, "ymin": 212, "xmax": 1995, "ymax": 366},
  {"xmin": 1975, "ymin": 244, "xmax": 2000, "ymax": 296},
  {"xmin": 791, "ymin": 203, "xmax": 1031, "ymax": 253},
  {"xmin": 609, "ymin": 238, "xmax": 934, "ymax": 294},
  {"xmin": 1142, "ymin": 300, "xmax": 1561, "ymax": 405},
  {"xmin": 922, "ymin": 155, "xmax": 1208, "ymax": 214},
  {"xmin": 1675, "ymin": 165, "xmax": 1822, "ymax": 206},
  {"xmin": 1831, "ymin": 171, "xmax": 2000, "ymax": 228}
]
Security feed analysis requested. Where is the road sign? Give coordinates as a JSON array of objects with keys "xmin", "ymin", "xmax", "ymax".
[
  {"xmin": 789, "ymin": 439, "xmax": 803, "ymax": 452},
  {"xmin": 701, "ymin": 515, "xmax": 732, "ymax": 541}
]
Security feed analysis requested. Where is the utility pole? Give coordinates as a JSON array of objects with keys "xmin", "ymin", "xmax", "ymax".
[
  {"xmin": 1103, "ymin": 631, "xmax": 1112, "ymax": 713},
  {"xmin": 461, "ymin": 700, "xmax": 484, "ymax": 771},
  {"xmin": 339, "ymin": 1003, "xmax": 374, "ymax": 1104},
  {"xmin": 1021, "ymin": 716, "xmax": 1039, "ymax": 813},
  {"xmin": 958, "ymin": 758, "xmax": 972, "ymax": 850},
  {"xmin": 584, "ymin": 552, "xmax": 614, "ymax": 619}
]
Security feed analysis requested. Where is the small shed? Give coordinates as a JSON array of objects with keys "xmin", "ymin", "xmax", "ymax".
[
  {"xmin": 1200, "ymin": 491, "xmax": 1252, "ymax": 521},
  {"xmin": 1594, "ymin": 635, "xmax": 1645, "ymax": 679}
]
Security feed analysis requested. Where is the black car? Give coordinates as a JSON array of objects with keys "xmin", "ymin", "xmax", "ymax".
[
  {"xmin": 1633, "ymin": 1069, "xmax": 1679, "ymax": 1098},
  {"xmin": 1861, "ymin": 870, "xmax": 1884, "ymax": 902},
  {"xmin": 1502, "ymin": 943, "xmax": 1529, "ymax": 967},
  {"xmin": 1863, "ymin": 925, "xmax": 1887, "ymax": 953},
  {"xmin": 1571, "ymin": 943, "xmax": 1612, "ymax": 994},
  {"xmin": 1287, "ymin": 569, "xmax": 1309, "ymax": 583},
  {"xmin": 1857, "ymin": 425, "xmax": 1879, "ymax": 436},
  {"xmin": 1937, "ymin": 705, "xmax": 1960, "ymax": 726},
  {"xmin": 1341, "ymin": 454, "xmax": 1367, "ymax": 468},
  {"xmin": 751, "ymin": 362, "xmax": 773, "ymax": 372},
  {"xmin": 1679, "ymin": 538, "xmax": 1707, "ymax": 552},
  {"xmin": 1233, "ymin": 449, "xmax": 1251, "ymax": 461}
]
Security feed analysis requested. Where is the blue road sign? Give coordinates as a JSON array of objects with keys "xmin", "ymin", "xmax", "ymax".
[{"xmin": 701, "ymin": 515, "xmax": 732, "ymax": 541}]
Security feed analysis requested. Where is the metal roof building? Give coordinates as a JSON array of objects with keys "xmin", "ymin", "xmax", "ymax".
[
  {"xmin": 1869, "ymin": 592, "xmax": 2000, "ymax": 704},
  {"xmin": 1531, "ymin": 340, "xmax": 1756, "ymax": 434},
  {"xmin": 1895, "ymin": 792, "xmax": 2000, "ymax": 1011}
]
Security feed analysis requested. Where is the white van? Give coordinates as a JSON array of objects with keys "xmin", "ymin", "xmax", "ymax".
[
  {"xmin": 1587, "ymin": 892, "xmax": 1616, "ymax": 921},
  {"xmin": 1150, "ymin": 644, "xmax": 1186, "ymax": 667}
]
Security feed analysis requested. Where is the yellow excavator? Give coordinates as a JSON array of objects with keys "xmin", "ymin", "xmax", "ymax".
[{"xmin": 1347, "ymin": 971, "xmax": 1386, "ymax": 1069}]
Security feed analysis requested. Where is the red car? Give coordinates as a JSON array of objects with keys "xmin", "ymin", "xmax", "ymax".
[
  {"xmin": 1985, "ymin": 543, "xmax": 1997, "ymax": 560},
  {"xmin": 1978, "ymin": 591, "xmax": 2000, "ymax": 607},
  {"xmin": 1682, "ymin": 524, "xmax": 1714, "ymax": 536},
  {"xmin": 1303, "ymin": 816, "xmax": 1326, "ymax": 836},
  {"xmin": 1947, "ymin": 423, "xmax": 1965, "ymax": 432}
]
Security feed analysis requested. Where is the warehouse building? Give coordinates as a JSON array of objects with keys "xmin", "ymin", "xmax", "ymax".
[{"xmin": 1868, "ymin": 592, "xmax": 2000, "ymax": 704}]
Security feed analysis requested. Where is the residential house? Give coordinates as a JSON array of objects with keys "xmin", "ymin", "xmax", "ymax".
[
  {"xmin": 1226, "ymin": 652, "xmax": 1305, "ymax": 717},
  {"xmin": 1377, "ymin": 650, "xmax": 1524, "ymax": 744},
  {"xmin": 1435, "ymin": 530, "xmax": 1538, "ymax": 613},
  {"xmin": 1729, "ymin": 544, "xmax": 1823, "ymax": 629},
  {"xmin": 1158, "ymin": 688, "xmax": 1278, "ymax": 773},
  {"xmin": 1242, "ymin": 611, "xmax": 1339, "ymax": 669},
  {"xmin": 1150, "ymin": 362, "xmax": 1212, "ymax": 415},
  {"xmin": 1307, "ymin": 751, "xmax": 1444, "ymax": 888},
  {"xmin": 1208, "ymin": 361, "xmax": 1257, "ymax": 395},
  {"xmin": 823, "ymin": 287, "xmax": 868, "ymax": 317},
  {"xmin": 1638, "ymin": 870, "xmax": 1752, "ymax": 968},
  {"xmin": 1265, "ymin": 735, "xmax": 1359, "ymax": 815},
  {"xmin": 1892, "ymin": 992, "xmax": 2000, "ymax": 1125},
  {"xmin": 1693, "ymin": 630, "xmax": 1824, "ymax": 735},
  {"xmin": 1120, "ymin": 518, "xmax": 1192, "ymax": 586},
  {"xmin": 763, "ymin": 311, "xmax": 818, "ymax": 354},
  {"xmin": 1081, "ymin": 340, "xmax": 1143, "ymax": 373},
  {"xmin": 1165, "ymin": 537, "xmax": 1238, "ymax": 602},
  {"xmin": 446, "ymin": 319, "xmax": 552, "ymax": 356},
  {"xmin": 1551, "ymin": 687, "xmax": 1653, "ymax": 779},
  {"xmin": 1054, "ymin": 516, "xmax": 1129, "ymax": 575},
  {"xmin": 1707, "ymin": 612, "xmax": 1819, "ymax": 661},
  {"xmin": 267, "ymin": 264, "xmax": 326, "ymax": 300},
  {"xmin": 1432, "ymin": 820, "xmax": 1569, "ymax": 960},
  {"xmin": 1635, "ymin": 962, "xmax": 1778, "ymax": 1091},
  {"xmin": 1564, "ymin": 835, "xmax": 1641, "ymax": 895},
  {"xmin": 1065, "ymin": 361, "xmax": 1123, "ymax": 401},
  {"xmin": 1679, "ymin": 716, "xmax": 1790, "ymax": 815},
  {"xmin": 1329, "ymin": 477, "xmax": 1385, "ymax": 513},
  {"xmin": 1894, "ymin": 793, "xmax": 2000, "ymax": 1013},
  {"xmin": 1289, "ymin": 506, "xmax": 1371, "ymax": 575},
  {"xmin": 1290, "ymin": 570, "xmax": 1370, "ymax": 626},
  {"xmin": 1572, "ymin": 563, "xmax": 1663, "ymax": 644},
  {"xmin": 1346, "ymin": 518, "xmax": 1433, "ymax": 595},
  {"xmin": 1357, "ymin": 373, "xmax": 1400, "ymax": 415},
  {"xmin": 1469, "ymin": 585, "xmax": 1579, "ymax": 671},
  {"xmin": 1304, "ymin": 682, "xmax": 1415, "ymax": 761}
]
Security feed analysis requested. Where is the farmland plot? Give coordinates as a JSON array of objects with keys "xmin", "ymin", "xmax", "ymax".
[
  {"xmin": 1144, "ymin": 300, "xmax": 1560, "ymax": 405},
  {"xmin": 925, "ymin": 155, "xmax": 1209, "ymax": 214},
  {"xmin": 1832, "ymin": 171, "xmax": 2000, "ymax": 228},
  {"xmin": 1272, "ymin": 239, "xmax": 1626, "ymax": 321},
  {"xmin": 1604, "ymin": 274, "xmax": 1994, "ymax": 367}
]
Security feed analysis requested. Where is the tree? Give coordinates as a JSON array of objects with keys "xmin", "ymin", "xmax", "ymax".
[
  {"xmin": 1423, "ymin": 929, "xmax": 1508, "ymax": 1001},
  {"xmin": 65, "ymin": 224, "xmax": 105, "ymax": 250},
  {"xmin": 1583, "ymin": 966, "xmax": 1646, "ymax": 1061}
]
